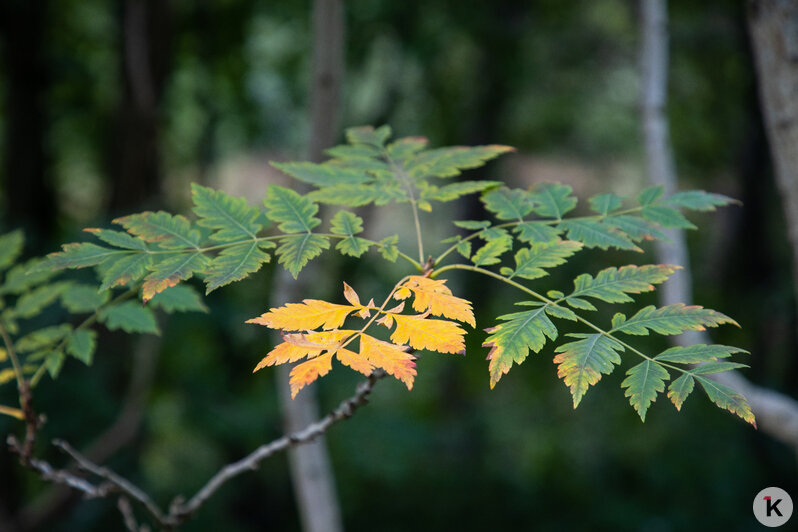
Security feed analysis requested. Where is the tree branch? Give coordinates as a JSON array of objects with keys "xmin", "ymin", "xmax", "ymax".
[
  {"xmin": 640, "ymin": 0, "xmax": 798, "ymax": 448},
  {"xmin": 8, "ymin": 369, "xmax": 386, "ymax": 530}
]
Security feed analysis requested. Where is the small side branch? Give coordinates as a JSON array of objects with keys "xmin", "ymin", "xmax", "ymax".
[{"xmin": 8, "ymin": 369, "xmax": 387, "ymax": 530}]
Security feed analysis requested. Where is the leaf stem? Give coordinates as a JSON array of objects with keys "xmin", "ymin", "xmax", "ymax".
[{"xmin": 0, "ymin": 320, "xmax": 25, "ymax": 393}]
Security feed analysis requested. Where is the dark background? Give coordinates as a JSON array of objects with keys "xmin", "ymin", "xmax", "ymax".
[{"xmin": 0, "ymin": 1, "xmax": 794, "ymax": 530}]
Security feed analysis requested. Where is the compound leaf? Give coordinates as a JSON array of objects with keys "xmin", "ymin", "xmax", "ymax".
[
  {"xmin": 509, "ymin": 240, "xmax": 582, "ymax": 280},
  {"xmin": 142, "ymin": 252, "xmax": 209, "ymax": 302},
  {"xmin": 248, "ymin": 299, "xmax": 360, "ymax": 331},
  {"xmin": 113, "ymin": 211, "xmax": 200, "ymax": 249},
  {"xmin": 191, "ymin": 184, "xmax": 262, "ymax": 242},
  {"xmin": 275, "ymin": 234, "xmax": 330, "ymax": 278},
  {"xmin": 622, "ymin": 360, "xmax": 670, "ymax": 421},
  {"xmin": 263, "ymin": 185, "xmax": 321, "ymax": 233},
  {"xmin": 390, "ymin": 314, "xmax": 466, "ymax": 354},
  {"xmin": 554, "ymin": 333, "xmax": 624, "ymax": 407},
  {"xmin": 482, "ymin": 306, "xmax": 558, "ymax": 388},
  {"xmin": 204, "ymin": 241, "xmax": 270, "ymax": 293},
  {"xmin": 396, "ymin": 276, "xmax": 475, "ymax": 327},
  {"xmin": 611, "ymin": 304, "xmax": 737, "ymax": 336},
  {"xmin": 696, "ymin": 375, "xmax": 756, "ymax": 426},
  {"xmin": 99, "ymin": 302, "xmax": 159, "ymax": 334}
]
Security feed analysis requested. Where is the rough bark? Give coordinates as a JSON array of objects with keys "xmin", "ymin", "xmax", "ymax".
[
  {"xmin": 748, "ymin": 0, "xmax": 798, "ymax": 315},
  {"xmin": 273, "ymin": 2, "xmax": 345, "ymax": 532},
  {"xmin": 641, "ymin": 0, "xmax": 798, "ymax": 449}
]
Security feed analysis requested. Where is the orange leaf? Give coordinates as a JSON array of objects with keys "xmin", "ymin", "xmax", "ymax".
[
  {"xmin": 289, "ymin": 352, "xmax": 334, "ymax": 398},
  {"xmin": 336, "ymin": 347, "xmax": 375, "ymax": 377},
  {"xmin": 343, "ymin": 282, "xmax": 361, "ymax": 306},
  {"xmin": 254, "ymin": 330, "xmax": 355, "ymax": 371},
  {"xmin": 400, "ymin": 276, "xmax": 475, "ymax": 327},
  {"xmin": 390, "ymin": 314, "xmax": 466, "ymax": 354},
  {"xmin": 247, "ymin": 299, "xmax": 359, "ymax": 331},
  {"xmin": 359, "ymin": 334, "xmax": 416, "ymax": 389}
]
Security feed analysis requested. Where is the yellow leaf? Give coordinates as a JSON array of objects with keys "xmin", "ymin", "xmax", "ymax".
[
  {"xmin": 0, "ymin": 368, "xmax": 16, "ymax": 385},
  {"xmin": 289, "ymin": 352, "xmax": 334, "ymax": 398},
  {"xmin": 0, "ymin": 404, "xmax": 24, "ymax": 420},
  {"xmin": 254, "ymin": 330, "xmax": 355, "ymax": 371},
  {"xmin": 359, "ymin": 334, "xmax": 416, "ymax": 389},
  {"xmin": 0, "ymin": 347, "xmax": 7, "ymax": 362},
  {"xmin": 336, "ymin": 347, "xmax": 375, "ymax": 377},
  {"xmin": 376, "ymin": 314, "xmax": 394, "ymax": 328},
  {"xmin": 391, "ymin": 314, "xmax": 466, "ymax": 354},
  {"xmin": 394, "ymin": 287, "xmax": 412, "ymax": 300},
  {"xmin": 400, "ymin": 276, "xmax": 475, "ymax": 327},
  {"xmin": 247, "ymin": 299, "xmax": 359, "ymax": 331},
  {"xmin": 343, "ymin": 282, "xmax": 361, "ymax": 306}
]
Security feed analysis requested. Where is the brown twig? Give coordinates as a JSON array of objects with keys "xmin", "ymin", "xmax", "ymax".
[{"xmin": 8, "ymin": 369, "xmax": 387, "ymax": 530}]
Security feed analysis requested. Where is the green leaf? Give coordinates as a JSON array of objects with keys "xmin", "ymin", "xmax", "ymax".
[
  {"xmin": 61, "ymin": 284, "xmax": 110, "ymax": 313},
  {"xmin": 16, "ymin": 325, "xmax": 72, "ymax": 353},
  {"xmin": 14, "ymin": 282, "xmax": 71, "ymax": 318},
  {"xmin": 603, "ymin": 215, "xmax": 667, "ymax": 241},
  {"xmin": 611, "ymin": 304, "xmax": 737, "ymax": 336},
  {"xmin": 472, "ymin": 235, "xmax": 512, "ymax": 266},
  {"xmin": 453, "ymin": 220, "xmax": 491, "ymax": 230},
  {"xmin": 346, "ymin": 125, "xmax": 392, "ymax": 146},
  {"xmin": 148, "ymin": 285, "xmax": 208, "ymax": 313},
  {"xmin": 554, "ymin": 333, "xmax": 624, "ymax": 407},
  {"xmin": 558, "ymin": 219, "xmax": 641, "ymax": 251},
  {"xmin": 329, "ymin": 211, "xmax": 371, "ymax": 257},
  {"xmin": 407, "ymin": 145, "xmax": 514, "ymax": 179},
  {"xmin": 99, "ymin": 302, "xmax": 159, "ymax": 334},
  {"xmin": 275, "ymin": 234, "xmax": 330, "ymax": 278},
  {"xmin": 481, "ymin": 227, "xmax": 510, "ymax": 241},
  {"xmin": 640, "ymin": 206, "xmax": 696, "ymax": 229},
  {"xmin": 482, "ymin": 188, "xmax": 534, "ymax": 220},
  {"xmin": 483, "ymin": 305, "xmax": 558, "ymax": 387},
  {"xmin": 544, "ymin": 305, "xmax": 578, "ymax": 321},
  {"xmin": 142, "ymin": 252, "xmax": 210, "ymax": 302},
  {"xmin": 690, "ymin": 361, "xmax": 748, "ymax": 375},
  {"xmin": 378, "ymin": 235, "xmax": 399, "ymax": 262},
  {"xmin": 66, "ymin": 329, "xmax": 97, "ymax": 365},
  {"xmin": 0, "ymin": 258, "xmax": 58, "ymax": 295},
  {"xmin": 308, "ymin": 184, "xmax": 380, "ymax": 207},
  {"xmin": 83, "ymin": 228, "xmax": 147, "ymax": 250},
  {"xmin": 654, "ymin": 344, "xmax": 745, "ymax": 364},
  {"xmin": 456, "ymin": 240, "xmax": 472, "ymax": 259},
  {"xmin": 264, "ymin": 185, "xmax": 322, "ymax": 233},
  {"xmin": 696, "ymin": 375, "xmax": 756, "ymax": 426},
  {"xmin": 622, "ymin": 360, "xmax": 670, "ymax": 421},
  {"xmin": 0, "ymin": 230, "xmax": 24, "ymax": 270},
  {"xmin": 46, "ymin": 243, "xmax": 129, "ymax": 270},
  {"xmin": 205, "ymin": 242, "xmax": 271, "ymax": 293},
  {"xmin": 509, "ymin": 240, "xmax": 582, "ymax": 280},
  {"xmin": 386, "ymin": 136, "xmax": 428, "ymax": 160},
  {"xmin": 637, "ymin": 185, "xmax": 664, "ymax": 205},
  {"xmin": 98, "ymin": 253, "xmax": 152, "ymax": 291},
  {"xmin": 515, "ymin": 222, "xmax": 560, "ymax": 244},
  {"xmin": 45, "ymin": 351, "xmax": 66, "ymax": 379},
  {"xmin": 272, "ymin": 162, "xmax": 371, "ymax": 187},
  {"xmin": 566, "ymin": 265, "xmax": 677, "ymax": 305},
  {"xmin": 530, "ymin": 183, "xmax": 577, "ymax": 219},
  {"xmin": 664, "ymin": 190, "xmax": 737, "ymax": 211},
  {"xmin": 113, "ymin": 211, "xmax": 201, "ymax": 249},
  {"xmin": 563, "ymin": 297, "xmax": 596, "ymax": 311},
  {"xmin": 423, "ymin": 180, "xmax": 501, "ymax": 202},
  {"xmin": 191, "ymin": 184, "xmax": 263, "ymax": 242},
  {"xmin": 589, "ymin": 193, "xmax": 623, "ymax": 215},
  {"xmin": 667, "ymin": 374, "xmax": 694, "ymax": 411}
]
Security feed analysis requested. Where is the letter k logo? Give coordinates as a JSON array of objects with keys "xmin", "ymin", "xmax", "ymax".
[{"xmin": 765, "ymin": 496, "xmax": 784, "ymax": 517}]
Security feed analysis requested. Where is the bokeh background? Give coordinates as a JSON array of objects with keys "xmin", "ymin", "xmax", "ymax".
[{"xmin": 0, "ymin": 1, "xmax": 795, "ymax": 530}]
